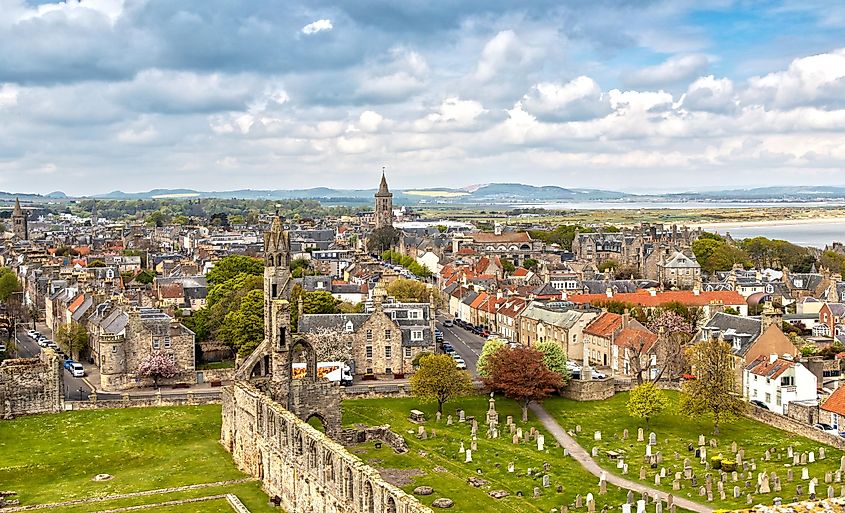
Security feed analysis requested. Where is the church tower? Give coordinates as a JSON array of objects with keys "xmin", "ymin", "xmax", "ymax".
[
  {"xmin": 91, "ymin": 200, "xmax": 99, "ymax": 228},
  {"xmin": 374, "ymin": 169, "xmax": 393, "ymax": 229},
  {"xmin": 263, "ymin": 215, "xmax": 293, "ymax": 381},
  {"xmin": 11, "ymin": 198, "xmax": 28, "ymax": 240}
]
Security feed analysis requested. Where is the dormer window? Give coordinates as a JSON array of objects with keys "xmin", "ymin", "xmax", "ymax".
[{"xmin": 345, "ymin": 320, "xmax": 354, "ymax": 333}]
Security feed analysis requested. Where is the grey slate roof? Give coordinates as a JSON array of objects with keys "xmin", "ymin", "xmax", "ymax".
[
  {"xmin": 299, "ymin": 313, "xmax": 370, "ymax": 333},
  {"xmin": 700, "ymin": 312, "xmax": 762, "ymax": 356}
]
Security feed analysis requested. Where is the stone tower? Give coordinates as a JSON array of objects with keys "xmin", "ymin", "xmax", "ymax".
[
  {"xmin": 374, "ymin": 169, "xmax": 393, "ymax": 229},
  {"xmin": 263, "ymin": 215, "xmax": 294, "ymax": 389},
  {"xmin": 91, "ymin": 200, "xmax": 98, "ymax": 228},
  {"xmin": 11, "ymin": 198, "xmax": 27, "ymax": 240}
]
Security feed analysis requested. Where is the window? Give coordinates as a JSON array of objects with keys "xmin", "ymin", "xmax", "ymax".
[
  {"xmin": 345, "ymin": 320, "xmax": 354, "ymax": 333},
  {"xmin": 411, "ymin": 330, "xmax": 423, "ymax": 341},
  {"xmin": 404, "ymin": 347, "xmax": 412, "ymax": 358},
  {"xmin": 152, "ymin": 338, "xmax": 160, "ymax": 350},
  {"xmin": 111, "ymin": 346, "xmax": 117, "ymax": 354},
  {"xmin": 781, "ymin": 376, "xmax": 795, "ymax": 386},
  {"xmin": 776, "ymin": 389, "xmax": 782, "ymax": 406},
  {"xmin": 365, "ymin": 346, "xmax": 373, "ymax": 359},
  {"xmin": 385, "ymin": 367, "xmax": 392, "ymax": 374},
  {"xmin": 765, "ymin": 392, "xmax": 771, "ymax": 403},
  {"xmin": 366, "ymin": 329, "xmax": 372, "ymax": 341},
  {"xmin": 164, "ymin": 338, "xmax": 171, "ymax": 349},
  {"xmin": 385, "ymin": 346, "xmax": 392, "ymax": 358},
  {"xmin": 410, "ymin": 310, "xmax": 420, "ymax": 320},
  {"xmin": 385, "ymin": 330, "xmax": 392, "ymax": 341}
]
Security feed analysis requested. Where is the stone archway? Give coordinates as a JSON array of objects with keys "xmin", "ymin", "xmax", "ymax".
[
  {"xmin": 363, "ymin": 480, "xmax": 375, "ymax": 513},
  {"xmin": 386, "ymin": 495, "xmax": 397, "ymax": 513}
]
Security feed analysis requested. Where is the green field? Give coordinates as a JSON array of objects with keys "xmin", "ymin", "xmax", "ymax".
[
  {"xmin": 544, "ymin": 392, "xmax": 844, "ymax": 510},
  {"xmin": 0, "ymin": 405, "xmax": 274, "ymax": 512},
  {"xmin": 343, "ymin": 395, "xmax": 638, "ymax": 513}
]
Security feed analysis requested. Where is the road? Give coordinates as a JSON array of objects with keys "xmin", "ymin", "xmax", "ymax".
[
  {"xmin": 14, "ymin": 323, "xmax": 91, "ymax": 400},
  {"xmin": 436, "ymin": 318, "xmax": 488, "ymax": 376}
]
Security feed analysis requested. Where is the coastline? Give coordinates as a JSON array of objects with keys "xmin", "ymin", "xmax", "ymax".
[{"xmin": 690, "ymin": 216, "xmax": 845, "ymax": 230}]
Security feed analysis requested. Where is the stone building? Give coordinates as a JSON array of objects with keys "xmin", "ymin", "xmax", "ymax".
[
  {"xmin": 517, "ymin": 302, "xmax": 599, "ymax": 361},
  {"xmin": 572, "ymin": 223, "xmax": 700, "ymax": 281},
  {"xmin": 0, "ymin": 349, "xmax": 63, "ymax": 418},
  {"xmin": 374, "ymin": 171, "xmax": 393, "ymax": 229},
  {"xmin": 657, "ymin": 251, "xmax": 701, "ymax": 288},
  {"xmin": 11, "ymin": 198, "xmax": 28, "ymax": 240},
  {"xmin": 87, "ymin": 303, "xmax": 196, "ymax": 390}
]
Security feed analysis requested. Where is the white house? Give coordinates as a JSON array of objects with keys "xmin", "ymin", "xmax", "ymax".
[{"xmin": 743, "ymin": 354, "xmax": 817, "ymax": 414}]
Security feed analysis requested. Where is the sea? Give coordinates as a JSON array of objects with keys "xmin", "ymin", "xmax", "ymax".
[{"xmin": 513, "ymin": 201, "xmax": 845, "ymax": 248}]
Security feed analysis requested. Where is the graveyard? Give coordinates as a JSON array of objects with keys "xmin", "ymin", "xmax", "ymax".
[
  {"xmin": 0, "ymin": 405, "xmax": 274, "ymax": 513},
  {"xmin": 343, "ymin": 394, "xmax": 679, "ymax": 513},
  {"xmin": 544, "ymin": 392, "xmax": 845, "ymax": 510}
]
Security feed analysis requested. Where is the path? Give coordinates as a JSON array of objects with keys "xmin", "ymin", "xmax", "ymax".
[{"xmin": 529, "ymin": 403, "xmax": 713, "ymax": 513}]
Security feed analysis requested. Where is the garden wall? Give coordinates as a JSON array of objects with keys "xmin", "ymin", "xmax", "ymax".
[{"xmin": 64, "ymin": 391, "xmax": 221, "ymax": 411}]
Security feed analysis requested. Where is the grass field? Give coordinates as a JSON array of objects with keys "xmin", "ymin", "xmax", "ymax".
[
  {"xmin": 343, "ymin": 395, "xmax": 640, "ymax": 513},
  {"xmin": 544, "ymin": 392, "xmax": 845, "ymax": 510},
  {"xmin": 0, "ymin": 405, "xmax": 274, "ymax": 512}
]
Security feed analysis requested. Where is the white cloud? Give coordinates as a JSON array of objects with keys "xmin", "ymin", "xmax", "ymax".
[
  {"xmin": 358, "ymin": 110, "xmax": 383, "ymax": 132},
  {"xmin": 679, "ymin": 76, "xmax": 737, "ymax": 113},
  {"xmin": 301, "ymin": 19, "xmax": 333, "ymax": 35},
  {"xmin": 744, "ymin": 49, "xmax": 845, "ymax": 109},
  {"xmin": 625, "ymin": 54, "xmax": 710, "ymax": 87},
  {"xmin": 521, "ymin": 77, "xmax": 612, "ymax": 122},
  {"xmin": 475, "ymin": 30, "xmax": 539, "ymax": 83}
]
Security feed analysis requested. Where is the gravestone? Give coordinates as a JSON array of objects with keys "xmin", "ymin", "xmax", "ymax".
[
  {"xmin": 787, "ymin": 446, "xmax": 793, "ymax": 457},
  {"xmin": 827, "ymin": 472, "xmax": 833, "ymax": 484},
  {"xmin": 447, "ymin": 415, "xmax": 453, "ymax": 425},
  {"xmin": 512, "ymin": 434, "xmax": 519, "ymax": 445},
  {"xmin": 587, "ymin": 498, "xmax": 595, "ymax": 513},
  {"xmin": 543, "ymin": 475, "xmax": 550, "ymax": 488},
  {"xmin": 801, "ymin": 453, "xmax": 807, "ymax": 465},
  {"xmin": 471, "ymin": 439, "xmax": 477, "ymax": 451},
  {"xmin": 538, "ymin": 434, "xmax": 545, "ymax": 452},
  {"xmin": 637, "ymin": 427, "xmax": 644, "ymax": 442},
  {"xmin": 649, "ymin": 432, "xmax": 657, "ymax": 446},
  {"xmin": 655, "ymin": 475, "xmax": 661, "ymax": 486},
  {"xmin": 820, "ymin": 447, "xmax": 826, "ymax": 459},
  {"xmin": 575, "ymin": 495, "xmax": 583, "ymax": 508},
  {"xmin": 636, "ymin": 499, "xmax": 645, "ymax": 513},
  {"xmin": 623, "ymin": 428, "xmax": 629, "ymax": 440},
  {"xmin": 787, "ymin": 469, "xmax": 794, "ymax": 482},
  {"xmin": 534, "ymin": 487, "xmax": 540, "ymax": 498},
  {"xmin": 699, "ymin": 434, "xmax": 705, "ymax": 446},
  {"xmin": 627, "ymin": 490, "xmax": 634, "ymax": 504},
  {"xmin": 829, "ymin": 485, "xmax": 836, "ymax": 499},
  {"xmin": 621, "ymin": 504, "xmax": 631, "ymax": 513},
  {"xmin": 594, "ymin": 431, "xmax": 602, "ymax": 441},
  {"xmin": 810, "ymin": 452, "xmax": 816, "ymax": 463},
  {"xmin": 640, "ymin": 467, "xmax": 647, "ymax": 480},
  {"xmin": 436, "ymin": 411, "xmax": 441, "ymax": 422},
  {"xmin": 801, "ymin": 467, "xmax": 809, "ymax": 480},
  {"xmin": 592, "ymin": 447, "xmax": 599, "ymax": 457},
  {"xmin": 667, "ymin": 494, "xmax": 674, "ymax": 508},
  {"xmin": 459, "ymin": 441, "xmax": 465, "ymax": 454},
  {"xmin": 508, "ymin": 462, "xmax": 514, "ymax": 473},
  {"xmin": 760, "ymin": 474, "xmax": 770, "ymax": 493},
  {"xmin": 575, "ymin": 425, "xmax": 581, "ymax": 434},
  {"xmin": 672, "ymin": 480, "xmax": 680, "ymax": 491},
  {"xmin": 458, "ymin": 410, "xmax": 465, "ymax": 422},
  {"xmin": 465, "ymin": 449, "xmax": 472, "ymax": 463},
  {"xmin": 731, "ymin": 441, "xmax": 738, "ymax": 453},
  {"xmin": 599, "ymin": 479, "xmax": 607, "ymax": 494},
  {"xmin": 733, "ymin": 486, "xmax": 740, "ymax": 498}
]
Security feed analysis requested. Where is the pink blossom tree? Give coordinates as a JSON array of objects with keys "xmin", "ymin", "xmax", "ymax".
[{"xmin": 137, "ymin": 352, "xmax": 180, "ymax": 388}]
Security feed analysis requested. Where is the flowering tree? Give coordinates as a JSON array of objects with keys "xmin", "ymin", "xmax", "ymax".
[
  {"xmin": 645, "ymin": 310, "xmax": 695, "ymax": 382},
  {"xmin": 137, "ymin": 352, "xmax": 180, "ymax": 388},
  {"xmin": 483, "ymin": 346, "xmax": 563, "ymax": 421}
]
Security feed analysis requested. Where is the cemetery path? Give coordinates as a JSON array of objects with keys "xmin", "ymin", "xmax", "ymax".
[{"xmin": 530, "ymin": 403, "xmax": 713, "ymax": 513}]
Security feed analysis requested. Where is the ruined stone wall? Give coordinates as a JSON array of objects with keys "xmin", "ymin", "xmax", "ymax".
[
  {"xmin": 0, "ymin": 350, "xmax": 63, "ymax": 418},
  {"xmin": 222, "ymin": 382, "xmax": 431, "ymax": 513}
]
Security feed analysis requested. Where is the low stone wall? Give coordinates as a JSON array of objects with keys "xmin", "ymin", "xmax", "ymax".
[
  {"xmin": 198, "ymin": 367, "xmax": 235, "ymax": 384},
  {"xmin": 64, "ymin": 391, "xmax": 221, "ymax": 411},
  {"xmin": 747, "ymin": 406, "xmax": 845, "ymax": 451},
  {"xmin": 559, "ymin": 378, "xmax": 615, "ymax": 401}
]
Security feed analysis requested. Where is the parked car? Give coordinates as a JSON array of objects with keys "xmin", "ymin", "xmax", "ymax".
[
  {"xmin": 749, "ymin": 399, "xmax": 768, "ymax": 410},
  {"xmin": 471, "ymin": 326, "xmax": 483, "ymax": 335},
  {"xmin": 815, "ymin": 423, "xmax": 838, "ymax": 435},
  {"xmin": 480, "ymin": 329, "xmax": 490, "ymax": 338},
  {"xmin": 442, "ymin": 319, "xmax": 453, "ymax": 327},
  {"xmin": 455, "ymin": 361, "xmax": 467, "ymax": 370},
  {"xmin": 37, "ymin": 338, "xmax": 49, "ymax": 347},
  {"xmin": 590, "ymin": 368, "xmax": 607, "ymax": 379},
  {"xmin": 68, "ymin": 362, "xmax": 84, "ymax": 378}
]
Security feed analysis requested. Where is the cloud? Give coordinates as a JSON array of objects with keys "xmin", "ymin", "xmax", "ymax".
[
  {"xmin": 679, "ymin": 76, "xmax": 737, "ymax": 113},
  {"xmin": 520, "ymin": 77, "xmax": 613, "ymax": 122},
  {"xmin": 301, "ymin": 19, "xmax": 333, "ymax": 35},
  {"xmin": 744, "ymin": 49, "xmax": 845, "ymax": 109},
  {"xmin": 624, "ymin": 54, "xmax": 710, "ymax": 87}
]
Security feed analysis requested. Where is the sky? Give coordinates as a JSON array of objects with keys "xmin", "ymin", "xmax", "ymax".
[{"xmin": 1, "ymin": 0, "xmax": 845, "ymax": 195}]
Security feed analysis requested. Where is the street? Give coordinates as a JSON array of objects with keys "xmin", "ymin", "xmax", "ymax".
[
  {"xmin": 13, "ymin": 323, "xmax": 91, "ymax": 400},
  {"xmin": 436, "ymin": 317, "xmax": 488, "ymax": 376}
]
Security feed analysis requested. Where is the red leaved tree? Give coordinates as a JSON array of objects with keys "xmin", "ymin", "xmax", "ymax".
[
  {"xmin": 483, "ymin": 346, "xmax": 563, "ymax": 421},
  {"xmin": 138, "ymin": 352, "xmax": 180, "ymax": 388}
]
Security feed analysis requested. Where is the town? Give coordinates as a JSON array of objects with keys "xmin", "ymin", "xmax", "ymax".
[{"xmin": 3, "ymin": 172, "xmax": 845, "ymax": 513}]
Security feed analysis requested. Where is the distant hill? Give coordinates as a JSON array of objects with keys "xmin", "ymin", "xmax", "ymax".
[{"xmin": 665, "ymin": 186, "xmax": 845, "ymax": 201}]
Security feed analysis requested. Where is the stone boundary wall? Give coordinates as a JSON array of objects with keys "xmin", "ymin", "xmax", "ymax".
[
  {"xmin": 225, "ymin": 494, "xmax": 252, "ymax": 513},
  {"xmin": 341, "ymin": 381, "xmax": 485, "ymax": 400},
  {"xmin": 339, "ymin": 425, "xmax": 409, "ymax": 453},
  {"xmin": 559, "ymin": 378, "xmax": 615, "ymax": 401},
  {"xmin": 221, "ymin": 382, "xmax": 431, "ymax": 513},
  {"xmin": 64, "ymin": 391, "xmax": 221, "ymax": 411},
  {"xmin": 747, "ymin": 405, "xmax": 845, "ymax": 451}
]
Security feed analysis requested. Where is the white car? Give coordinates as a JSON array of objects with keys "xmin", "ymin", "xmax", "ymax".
[
  {"xmin": 455, "ymin": 361, "xmax": 467, "ymax": 370},
  {"xmin": 815, "ymin": 423, "xmax": 838, "ymax": 435},
  {"xmin": 68, "ymin": 362, "xmax": 85, "ymax": 378}
]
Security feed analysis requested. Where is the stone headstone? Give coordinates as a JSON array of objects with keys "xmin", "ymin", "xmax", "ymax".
[
  {"xmin": 760, "ymin": 474, "xmax": 771, "ymax": 493},
  {"xmin": 793, "ymin": 453, "xmax": 800, "ymax": 466},
  {"xmin": 640, "ymin": 467, "xmax": 647, "ymax": 480},
  {"xmin": 592, "ymin": 447, "xmax": 599, "ymax": 457},
  {"xmin": 802, "ymin": 467, "xmax": 809, "ymax": 480},
  {"xmin": 698, "ymin": 434, "xmax": 705, "ymax": 446},
  {"xmin": 471, "ymin": 439, "xmax": 477, "ymax": 451},
  {"xmin": 801, "ymin": 452, "xmax": 807, "ymax": 465},
  {"xmin": 575, "ymin": 494, "xmax": 583, "ymax": 508},
  {"xmin": 538, "ymin": 434, "xmax": 545, "ymax": 452},
  {"xmin": 655, "ymin": 502, "xmax": 662, "ymax": 513},
  {"xmin": 840, "ymin": 455, "xmax": 845, "ymax": 472},
  {"xmin": 746, "ymin": 494, "xmax": 753, "ymax": 505},
  {"xmin": 459, "ymin": 441, "xmax": 465, "ymax": 454},
  {"xmin": 764, "ymin": 449, "xmax": 770, "ymax": 461},
  {"xmin": 636, "ymin": 499, "xmax": 645, "ymax": 513},
  {"xmin": 623, "ymin": 464, "xmax": 629, "ymax": 474},
  {"xmin": 506, "ymin": 415, "xmax": 513, "ymax": 426},
  {"xmin": 649, "ymin": 432, "xmax": 657, "ymax": 446},
  {"xmin": 809, "ymin": 451, "xmax": 816, "ymax": 463},
  {"xmin": 733, "ymin": 486, "xmax": 740, "ymax": 498},
  {"xmin": 508, "ymin": 462, "xmax": 514, "ymax": 473},
  {"xmin": 796, "ymin": 484, "xmax": 803, "ymax": 496},
  {"xmin": 600, "ymin": 479, "xmax": 607, "ymax": 494},
  {"xmin": 436, "ymin": 411, "xmax": 441, "ymax": 422},
  {"xmin": 732, "ymin": 471, "xmax": 738, "ymax": 482},
  {"xmin": 698, "ymin": 486, "xmax": 706, "ymax": 497},
  {"xmin": 788, "ymin": 446, "xmax": 793, "ymax": 457},
  {"xmin": 731, "ymin": 441, "xmax": 738, "ymax": 453},
  {"xmin": 829, "ymin": 485, "xmax": 836, "ymax": 499},
  {"xmin": 621, "ymin": 504, "xmax": 631, "ymax": 513},
  {"xmin": 465, "ymin": 449, "xmax": 472, "ymax": 463},
  {"xmin": 458, "ymin": 410, "xmax": 465, "ymax": 422},
  {"xmin": 543, "ymin": 475, "xmax": 550, "ymax": 488},
  {"xmin": 672, "ymin": 479, "xmax": 680, "ymax": 491},
  {"xmin": 447, "ymin": 415, "xmax": 453, "ymax": 425},
  {"xmin": 534, "ymin": 487, "xmax": 541, "ymax": 498},
  {"xmin": 827, "ymin": 472, "xmax": 833, "ymax": 484},
  {"xmin": 576, "ymin": 425, "xmax": 581, "ymax": 434},
  {"xmin": 623, "ymin": 428, "xmax": 629, "ymax": 440},
  {"xmin": 788, "ymin": 469, "xmax": 794, "ymax": 482},
  {"xmin": 512, "ymin": 434, "xmax": 519, "ymax": 445},
  {"xmin": 594, "ymin": 431, "xmax": 602, "ymax": 441},
  {"xmin": 517, "ymin": 427, "xmax": 523, "ymax": 439},
  {"xmin": 587, "ymin": 498, "xmax": 595, "ymax": 513},
  {"xmin": 646, "ymin": 445, "xmax": 652, "ymax": 457},
  {"xmin": 654, "ymin": 475, "xmax": 661, "ymax": 486},
  {"xmin": 820, "ymin": 447, "xmax": 826, "ymax": 460},
  {"xmin": 637, "ymin": 427, "xmax": 644, "ymax": 442}
]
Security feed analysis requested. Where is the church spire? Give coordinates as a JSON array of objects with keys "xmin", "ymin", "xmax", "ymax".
[
  {"xmin": 13, "ymin": 197, "xmax": 22, "ymax": 216},
  {"xmin": 377, "ymin": 166, "xmax": 390, "ymax": 196}
]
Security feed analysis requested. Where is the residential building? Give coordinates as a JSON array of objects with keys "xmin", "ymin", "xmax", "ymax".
[{"xmin": 743, "ymin": 355, "xmax": 816, "ymax": 414}]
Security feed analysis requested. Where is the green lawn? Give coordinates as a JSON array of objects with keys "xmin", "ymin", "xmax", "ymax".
[
  {"xmin": 343, "ymin": 396, "xmax": 635, "ymax": 513},
  {"xmin": 0, "ymin": 405, "xmax": 274, "ymax": 512},
  {"xmin": 544, "ymin": 392, "xmax": 845, "ymax": 510}
]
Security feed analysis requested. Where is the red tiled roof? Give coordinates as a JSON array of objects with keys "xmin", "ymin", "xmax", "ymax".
[
  {"xmin": 584, "ymin": 312, "xmax": 624, "ymax": 337},
  {"xmin": 745, "ymin": 355, "xmax": 794, "ymax": 379},
  {"xmin": 457, "ymin": 247, "xmax": 477, "ymax": 255},
  {"xmin": 568, "ymin": 290, "xmax": 746, "ymax": 307},
  {"xmin": 67, "ymin": 294, "xmax": 86, "ymax": 313},
  {"xmin": 512, "ymin": 267, "xmax": 529, "ymax": 277},
  {"xmin": 470, "ymin": 292, "xmax": 489, "ymax": 309},
  {"xmin": 614, "ymin": 326, "xmax": 658, "ymax": 351},
  {"xmin": 822, "ymin": 386, "xmax": 845, "ymax": 416}
]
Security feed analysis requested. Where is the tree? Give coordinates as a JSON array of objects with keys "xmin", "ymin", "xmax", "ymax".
[
  {"xmin": 523, "ymin": 258, "xmax": 539, "ymax": 271},
  {"xmin": 207, "ymin": 255, "xmax": 263, "ymax": 286},
  {"xmin": 134, "ymin": 270, "xmax": 156, "ymax": 285},
  {"xmin": 680, "ymin": 337, "xmax": 746, "ymax": 434},
  {"xmin": 645, "ymin": 310, "xmax": 694, "ymax": 381},
  {"xmin": 55, "ymin": 322, "xmax": 88, "ymax": 360},
  {"xmin": 410, "ymin": 354, "xmax": 474, "ymax": 414},
  {"xmin": 627, "ymin": 382, "xmax": 669, "ymax": 429},
  {"xmin": 476, "ymin": 339, "xmax": 506, "ymax": 377},
  {"xmin": 368, "ymin": 227, "xmax": 399, "ymax": 254},
  {"xmin": 137, "ymin": 352, "xmax": 180, "ymax": 388},
  {"xmin": 614, "ymin": 265, "xmax": 642, "ymax": 280},
  {"xmin": 484, "ymin": 346, "xmax": 563, "ymax": 421},
  {"xmin": 597, "ymin": 259, "xmax": 618, "ymax": 273},
  {"xmin": 219, "ymin": 289, "xmax": 265, "ymax": 357},
  {"xmin": 723, "ymin": 306, "xmax": 739, "ymax": 315},
  {"xmin": 303, "ymin": 290, "xmax": 341, "ymax": 314},
  {"xmin": 0, "ymin": 267, "xmax": 21, "ymax": 302},
  {"xmin": 387, "ymin": 278, "xmax": 431, "ymax": 303},
  {"xmin": 535, "ymin": 341, "xmax": 571, "ymax": 383},
  {"xmin": 87, "ymin": 260, "xmax": 106, "ymax": 268},
  {"xmin": 501, "ymin": 258, "xmax": 516, "ymax": 274}
]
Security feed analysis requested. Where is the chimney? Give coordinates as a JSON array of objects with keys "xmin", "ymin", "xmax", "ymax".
[
  {"xmin": 769, "ymin": 353, "xmax": 778, "ymax": 364},
  {"xmin": 649, "ymin": 289, "xmax": 657, "ymax": 297},
  {"xmin": 606, "ymin": 288, "xmax": 613, "ymax": 298},
  {"xmin": 693, "ymin": 285, "xmax": 700, "ymax": 296},
  {"xmin": 622, "ymin": 309, "xmax": 630, "ymax": 328}
]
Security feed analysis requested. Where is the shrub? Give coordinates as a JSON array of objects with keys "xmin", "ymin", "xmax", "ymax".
[
  {"xmin": 710, "ymin": 455, "xmax": 723, "ymax": 470},
  {"xmin": 721, "ymin": 459, "xmax": 736, "ymax": 472}
]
